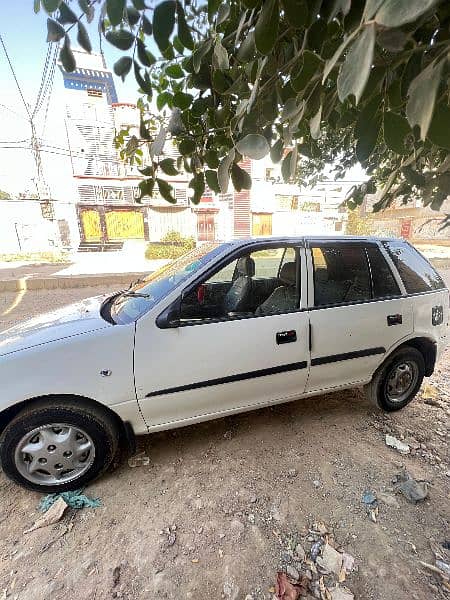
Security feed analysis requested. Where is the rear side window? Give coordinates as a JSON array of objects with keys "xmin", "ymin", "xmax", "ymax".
[
  {"xmin": 312, "ymin": 245, "xmax": 371, "ymax": 306},
  {"xmin": 384, "ymin": 241, "xmax": 445, "ymax": 294},
  {"xmin": 366, "ymin": 246, "xmax": 401, "ymax": 298}
]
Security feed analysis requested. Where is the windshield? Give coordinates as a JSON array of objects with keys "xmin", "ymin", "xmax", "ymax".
[{"xmin": 110, "ymin": 242, "xmax": 229, "ymax": 324}]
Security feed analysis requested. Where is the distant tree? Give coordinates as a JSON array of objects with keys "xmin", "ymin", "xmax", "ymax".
[
  {"xmin": 36, "ymin": 0, "xmax": 450, "ymax": 213},
  {"xmin": 0, "ymin": 190, "xmax": 11, "ymax": 200}
]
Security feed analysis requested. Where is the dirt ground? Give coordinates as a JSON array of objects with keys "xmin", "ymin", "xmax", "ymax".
[{"xmin": 0, "ymin": 285, "xmax": 449, "ymax": 600}]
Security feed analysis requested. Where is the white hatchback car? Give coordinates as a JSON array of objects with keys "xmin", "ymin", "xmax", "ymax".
[{"xmin": 0, "ymin": 236, "xmax": 448, "ymax": 492}]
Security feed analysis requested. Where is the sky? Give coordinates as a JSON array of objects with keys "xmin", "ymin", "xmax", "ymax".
[{"xmin": 0, "ymin": 2, "xmax": 143, "ymax": 196}]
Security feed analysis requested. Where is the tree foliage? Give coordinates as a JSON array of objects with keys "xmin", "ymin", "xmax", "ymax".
[{"xmin": 36, "ymin": 0, "xmax": 450, "ymax": 210}]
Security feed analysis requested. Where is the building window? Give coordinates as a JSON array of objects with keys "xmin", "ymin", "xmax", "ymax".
[
  {"xmin": 276, "ymin": 195, "xmax": 299, "ymax": 211},
  {"xmin": 335, "ymin": 221, "xmax": 343, "ymax": 231},
  {"xmin": 299, "ymin": 201, "xmax": 320, "ymax": 212},
  {"xmin": 87, "ymin": 89, "xmax": 103, "ymax": 98}
]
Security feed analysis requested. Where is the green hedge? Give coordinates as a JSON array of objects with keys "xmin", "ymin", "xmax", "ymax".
[{"xmin": 145, "ymin": 231, "xmax": 195, "ymax": 260}]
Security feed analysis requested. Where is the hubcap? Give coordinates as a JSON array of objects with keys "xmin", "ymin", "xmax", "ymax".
[
  {"xmin": 15, "ymin": 423, "xmax": 95, "ymax": 486},
  {"xmin": 385, "ymin": 361, "xmax": 419, "ymax": 403}
]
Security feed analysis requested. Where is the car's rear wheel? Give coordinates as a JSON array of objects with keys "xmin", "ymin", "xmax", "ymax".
[
  {"xmin": 365, "ymin": 346, "xmax": 425, "ymax": 412},
  {"xmin": 0, "ymin": 398, "xmax": 119, "ymax": 493}
]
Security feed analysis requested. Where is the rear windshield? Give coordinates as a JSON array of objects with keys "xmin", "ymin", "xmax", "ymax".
[{"xmin": 383, "ymin": 241, "xmax": 445, "ymax": 294}]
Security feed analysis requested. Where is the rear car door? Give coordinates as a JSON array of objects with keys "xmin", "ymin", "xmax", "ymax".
[
  {"xmin": 134, "ymin": 243, "xmax": 311, "ymax": 429},
  {"xmin": 306, "ymin": 240, "xmax": 413, "ymax": 392}
]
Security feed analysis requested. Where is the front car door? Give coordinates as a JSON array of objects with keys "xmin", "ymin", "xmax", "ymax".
[
  {"xmin": 305, "ymin": 239, "xmax": 413, "ymax": 392},
  {"xmin": 134, "ymin": 241, "xmax": 310, "ymax": 429}
]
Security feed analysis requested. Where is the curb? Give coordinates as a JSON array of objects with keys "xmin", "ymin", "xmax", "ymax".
[{"xmin": 0, "ymin": 272, "xmax": 148, "ymax": 293}]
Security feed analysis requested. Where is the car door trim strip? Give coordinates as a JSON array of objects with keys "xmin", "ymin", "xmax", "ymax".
[
  {"xmin": 145, "ymin": 361, "xmax": 308, "ymax": 398},
  {"xmin": 311, "ymin": 346, "xmax": 386, "ymax": 366}
]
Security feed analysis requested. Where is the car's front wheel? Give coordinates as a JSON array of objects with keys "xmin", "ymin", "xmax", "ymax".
[
  {"xmin": 0, "ymin": 398, "xmax": 119, "ymax": 493},
  {"xmin": 365, "ymin": 346, "xmax": 425, "ymax": 412}
]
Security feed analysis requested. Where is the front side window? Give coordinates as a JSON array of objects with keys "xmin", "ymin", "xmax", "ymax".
[
  {"xmin": 179, "ymin": 246, "xmax": 300, "ymax": 322},
  {"xmin": 384, "ymin": 241, "xmax": 445, "ymax": 294},
  {"xmin": 312, "ymin": 245, "xmax": 371, "ymax": 306},
  {"xmin": 110, "ymin": 242, "xmax": 229, "ymax": 324}
]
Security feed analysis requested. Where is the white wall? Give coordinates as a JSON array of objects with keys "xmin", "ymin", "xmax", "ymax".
[
  {"xmin": 0, "ymin": 200, "xmax": 60, "ymax": 253},
  {"xmin": 147, "ymin": 207, "xmax": 196, "ymax": 241}
]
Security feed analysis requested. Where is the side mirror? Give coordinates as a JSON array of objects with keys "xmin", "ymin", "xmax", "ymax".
[{"xmin": 156, "ymin": 297, "xmax": 181, "ymax": 329}]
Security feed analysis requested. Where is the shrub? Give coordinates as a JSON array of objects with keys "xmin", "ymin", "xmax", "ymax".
[{"xmin": 145, "ymin": 231, "xmax": 195, "ymax": 260}]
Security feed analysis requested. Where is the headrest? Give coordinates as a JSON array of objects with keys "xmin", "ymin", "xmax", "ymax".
[
  {"xmin": 279, "ymin": 262, "xmax": 296, "ymax": 285},
  {"xmin": 237, "ymin": 256, "xmax": 255, "ymax": 277}
]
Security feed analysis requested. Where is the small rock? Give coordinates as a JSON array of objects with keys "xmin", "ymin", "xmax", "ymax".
[
  {"xmin": 295, "ymin": 543, "xmax": 306, "ymax": 562},
  {"xmin": 288, "ymin": 468, "xmax": 298, "ymax": 478},
  {"xmin": 286, "ymin": 564, "xmax": 300, "ymax": 581},
  {"xmin": 316, "ymin": 543, "xmax": 343, "ymax": 575},
  {"xmin": 219, "ymin": 533, "xmax": 226, "ymax": 539},
  {"xmin": 313, "ymin": 480, "xmax": 321, "ymax": 489},
  {"xmin": 378, "ymin": 492, "xmax": 400, "ymax": 509},
  {"xmin": 248, "ymin": 514, "xmax": 255, "ymax": 524},
  {"xmin": 249, "ymin": 495, "xmax": 257, "ymax": 504},
  {"xmin": 197, "ymin": 526, "xmax": 203, "ymax": 534}
]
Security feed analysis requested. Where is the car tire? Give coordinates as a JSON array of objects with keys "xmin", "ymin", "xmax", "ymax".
[
  {"xmin": 0, "ymin": 398, "xmax": 120, "ymax": 493},
  {"xmin": 364, "ymin": 346, "xmax": 425, "ymax": 412}
]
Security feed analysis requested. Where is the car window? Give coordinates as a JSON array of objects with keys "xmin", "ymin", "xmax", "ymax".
[
  {"xmin": 366, "ymin": 246, "xmax": 401, "ymax": 298},
  {"xmin": 251, "ymin": 248, "xmax": 285, "ymax": 278},
  {"xmin": 383, "ymin": 241, "xmax": 445, "ymax": 294},
  {"xmin": 179, "ymin": 246, "xmax": 300, "ymax": 322},
  {"xmin": 312, "ymin": 245, "xmax": 371, "ymax": 306}
]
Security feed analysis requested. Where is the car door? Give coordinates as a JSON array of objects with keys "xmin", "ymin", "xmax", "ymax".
[
  {"xmin": 134, "ymin": 243, "xmax": 310, "ymax": 429},
  {"xmin": 305, "ymin": 240, "xmax": 413, "ymax": 392}
]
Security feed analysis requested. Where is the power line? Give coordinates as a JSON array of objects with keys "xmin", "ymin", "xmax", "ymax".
[{"xmin": 0, "ymin": 32, "xmax": 31, "ymax": 120}]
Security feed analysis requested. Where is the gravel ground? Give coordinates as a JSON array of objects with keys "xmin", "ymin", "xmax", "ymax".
[{"xmin": 0, "ymin": 285, "xmax": 449, "ymax": 600}]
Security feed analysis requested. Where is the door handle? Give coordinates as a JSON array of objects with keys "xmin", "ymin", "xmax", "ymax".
[
  {"xmin": 276, "ymin": 330, "xmax": 297, "ymax": 344},
  {"xmin": 387, "ymin": 314, "xmax": 402, "ymax": 326}
]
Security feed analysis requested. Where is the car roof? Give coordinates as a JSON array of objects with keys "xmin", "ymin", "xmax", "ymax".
[{"xmin": 222, "ymin": 235, "xmax": 400, "ymax": 247}]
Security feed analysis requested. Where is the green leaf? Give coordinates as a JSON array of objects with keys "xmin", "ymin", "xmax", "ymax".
[
  {"xmin": 139, "ymin": 120, "xmax": 151, "ymax": 140},
  {"xmin": 237, "ymin": 31, "xmax": 256, "ymax": 62},
  {"xmin": 322, "ymin": 28, "xmax": 358, "ymax": 83},
  {"xmin": 153, "ymin": 0, "xmax": 176, "ymax": 53},
  {"xmin": 58, "ymin": 3, "xmax": 78, "ymax": 24},
  {"xmin": 213, "ymin": 39, "xmax": 229, "ymax": 71},
  {"xmin": 406, "ymin": 58, "xmax": 444, "ymax": 140},
  {"xmin": 157, "ymin": 178, "xmax": 176, "ymax": 203},
  {"xmin": 192, "ymin": 39, "xmax": 213, "ymax": 73},
  {"xmin": 173, "ymin": 92, "xmax": 193, "ymax": 110},
  {"xmin": 255, "ymin": 0, "xmax": 279, "ymax": 55},
  {"xmin": 236, "ymin": 134, "xmax": 270, "ymax": 160},
  {"xmin": 282, "ymin": 0, "xmax": 308, "ymax": 28},
  {"xmin": 355, "ymin": 94, "xmax": 380, "ymax": 161},
  {"xmin": 270, "ymin": 139, "xmax": 284, "ymax": 163},
  {"xmin": 126, "ymin": 6, "xmax": 141, "ymax": 26},
  {"xmin": 59, "ymin": 35, "xmax": 76, "ymax": 72},
  {"xmin": 165, "ymin": 63, "xmax": 184, "ymax": 78},
  {"xmin": 231, "ymin": 163, "xmax": 252, "ymax": 192},
  {"xmin": 46, "ymin": 18, "xmax": 66, "ymax": 42},
  {"xmin": 205, "ymin": 149, "xmax": 219, "ymax": 169},
  {"xmin": 79, "ymin": 0, "xmax": 94, "ymax": 22},
  {"xmin": 137, "ymin": 38, "xmax": 155, "ymax": 67},
  {"xmin": 337, "ymin": 23, "xmax": 375, "ymax": 104},
  {"xmin": 309, "ymin": 105, "xmax": 322, "ymax": 140},
  {"xmin": 34, "ymin": 0, "xmax": 41, "ymax": 14},
  {"xmin": 176, "ymin": 1, "xmax": 194, "ymax": 50},
  {"xmin": 363, "ymin": 0, "xmax": 384, "ymax": 20},
  {"xmin": 383, "ymin": 112, "xmax": 410, "ymax": 154},
  {"xmin": 105, "ymin": 29, "xmax": 135, "ymax": 50},
  {"xmin": 159, "ymin": 158, "xmax": 178, "ymax": 176},
  {"xmin": 205, "ymin": 170, "xmax": 220, "ymax": 194},
  {"xmin": 77, "ymin": 21, "xmax": 92, "ymax": 53},
  {"xmin": 113, "ymin": 56, "xmax": 133, "ymax": 81},
  {"xmin": 179, "ymin": 138, "xmax": 196, "ymax": 155},
  {"xmin": 42, "ymin": 0, "xmax": 62, "ymax": 13},
  {"xmin": 142, "ymin": 14, "xmax": 153, "ymax": 34},
  {"xmin": 132, "ymin": 0, "xmax": 147, "ymax": 8},
  {"xmin": 189, "ymin": 172, "xmax": 205, "ymax": 204},
  {"xmin": 281, "ymin": 151, "xmax": 293, "ymax": 181},
  {"xmin": 216, "ymin": 3, "xmax": 230, "ymax": 25},
  {"xmin": 139, "ymin": 165, "xmax": 154, "ymax": 177},
  {"xmin": 157, "ymin": 91, "xmax": 172, "ymax": 111},
  {"xmin": 375, "ymin": 0, "xmax": 439, "ymax": 27},
  {"xmin": 106, "ymin": 0, "xmax": 125, "ymax": 26},
  {"xmin": 133, "ymin": 60, "xmax": 153, "ymax": 95},
  {"xmin": 377, "ymin": 29, "xmax": 408, "ymax": 52},
  {"xmin": 218, "ymin": 150, "xmax": 235, "ymax": 193},
  {"xmin": 428, "ymin": 103, "xmax": 450, "ymax": 150},
  {"xmin": 402, "ymin": 166, "xmax": 425, "ymax": 188},
  {"xmin": 208, "ymin": 0, "xmax": 221, "ymax": 22},
  {"xmin": 138, "ymin": 178, "xmax": 155, "ymax": 200},
  {"xmin": 292, "ymin": 51, "xmax": 322, "ymax": 92}
]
